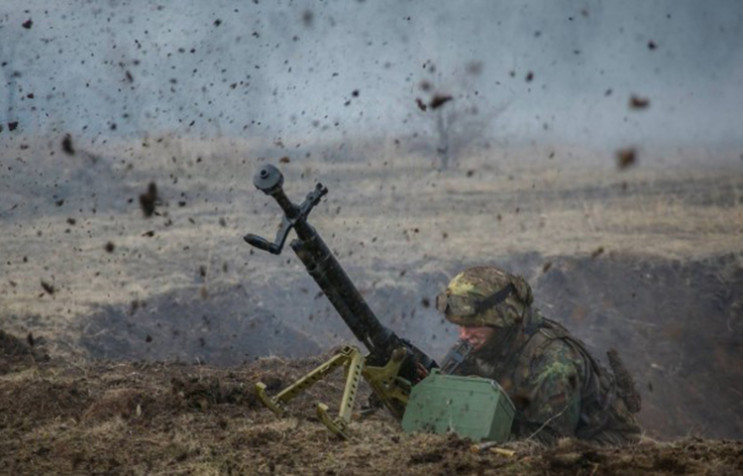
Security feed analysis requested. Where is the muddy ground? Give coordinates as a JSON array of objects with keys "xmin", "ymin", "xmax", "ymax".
[
  {"xmin": 2, "ymin": 332, "xmax": 742, "ymax": 475},
  {"xmin": 1, "ymin": 136, "xmax": 742, "ymax": 473}
]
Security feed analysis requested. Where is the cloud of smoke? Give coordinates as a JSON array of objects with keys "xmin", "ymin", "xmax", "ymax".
[{"xmin": 2, "ymin": 0, "xmax": 741, "ymax": 155}]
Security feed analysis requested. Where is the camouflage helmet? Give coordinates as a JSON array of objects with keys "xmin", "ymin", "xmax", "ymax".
[{"xmin": 436, "ymin": 266, "xmax": 533, "ymax": 328}]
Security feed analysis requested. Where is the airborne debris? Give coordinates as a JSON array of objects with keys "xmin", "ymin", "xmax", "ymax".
[
  {"xmin": 429, "ymin": 94, "xmax": 452, "ymax": 110},
  {"xmin": 40, "ymin": 280, "xmax": 55, "ymax": 295},
  {"xmin": 616, "ymin": 148, "xmax": 637, "ymax": 170},
  {"xmin": 139, "ymin": 182, "xmax": 159, "ymax": 217},
  {"xmin": 466, "ymin": 61, "xmax": 483, "ymax": 75},
  {"xmin": 629, "ymin": 95, "xmax": 650, "ymax": 109},
  {"xmin": 301, "ymin": 10, "xmax": 314, "ymax": 27},
  {"xmin": 62, "ymin": 134, "xmax": 75, "ymax": 155}
]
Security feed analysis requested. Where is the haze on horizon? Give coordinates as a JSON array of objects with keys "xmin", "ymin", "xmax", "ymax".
[{"xmin": 1, "ymin": 0, "xmax": 742, "ymax": 165}]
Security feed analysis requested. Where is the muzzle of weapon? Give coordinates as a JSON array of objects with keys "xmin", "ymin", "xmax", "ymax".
[{"xmin": 243, "ymin": 164, "xmax": 318, "ymax": 254}]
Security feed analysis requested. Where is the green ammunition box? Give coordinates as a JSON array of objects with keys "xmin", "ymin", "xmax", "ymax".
[{"xmin": 401, "ymin": 369, "xmax": 515, "ymax": 442}]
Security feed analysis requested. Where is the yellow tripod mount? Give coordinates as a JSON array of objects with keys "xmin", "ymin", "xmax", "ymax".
[
  {"xmin": 255, "ymin": 345, "xmax": 364, "ymax": 439},
  {"xmin": 255, "ymin": 345, "xmax": 411, "ymax": 439}
]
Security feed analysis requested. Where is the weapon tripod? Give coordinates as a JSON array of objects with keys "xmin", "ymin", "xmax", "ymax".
[{"xmin": 255, "ymin": 345, "xmax": 410, "ymax": 439}]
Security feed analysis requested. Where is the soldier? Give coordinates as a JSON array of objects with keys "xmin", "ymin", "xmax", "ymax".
[{"xmin": 437, "ymin": 265, "xmax": 642, "ymax": 445}]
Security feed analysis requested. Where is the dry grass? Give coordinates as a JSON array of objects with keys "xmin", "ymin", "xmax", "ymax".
[
  {"xmin": 2, "ymin": 352, "xmax": 742, "ymax": 475},
  {"xmin": 1, "ymin": 135, "xmax": 741, "ymax": 356}
]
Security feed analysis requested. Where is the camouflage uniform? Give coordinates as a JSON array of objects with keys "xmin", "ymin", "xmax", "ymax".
[{"xmin": 438, "ymin": 266, "xmax": 642, "ymax": 446}]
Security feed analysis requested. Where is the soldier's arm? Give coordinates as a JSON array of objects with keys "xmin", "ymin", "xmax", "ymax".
[{"xmin": 516, "ymin": 341, "xmax": 584, "ymax": 444}]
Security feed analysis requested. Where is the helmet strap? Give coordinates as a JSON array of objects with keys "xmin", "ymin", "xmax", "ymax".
[{"xmin": 473, "ymin": 283, "xmax": 517, "ymax": 315}]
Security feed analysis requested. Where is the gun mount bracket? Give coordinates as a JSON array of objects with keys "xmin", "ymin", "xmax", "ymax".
[
  {"xmin": 254, "ymin": 345, "xmax": 410, "ymax": 439},
  {"xmin": 254, "ymin": 346, "xmax": 364, "ymax": 440}
]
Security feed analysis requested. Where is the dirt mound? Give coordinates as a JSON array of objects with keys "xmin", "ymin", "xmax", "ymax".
[
  {"xmin": 1, "ymin": 344, "xmax": 741, "ymax": 474},
  {"xmin": 532, "ymin": 252, "xmax": 743, "ymax": 440},
  {"xmin": 79, "ymin": 283, "xmax": 321, "ymax": 365},
  {"xmin": 356, "ymin": 251, "xmax": 743, "ymax": 440},
  {"xmin": 73, "ymin": 251, "xmax": 743, "ymax": 440},
  {"xmin": 171, "ymin": 374, "xmax": 261, "ymax": 410}
]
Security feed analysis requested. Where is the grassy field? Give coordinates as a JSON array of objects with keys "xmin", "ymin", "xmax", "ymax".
[
  {"xmin": 2, "ymin": 135, "xmax": 740, "ymax": 348},
  {"xmin": 1, "ymin": 134, "xmax": 742, "ymax": 472}
]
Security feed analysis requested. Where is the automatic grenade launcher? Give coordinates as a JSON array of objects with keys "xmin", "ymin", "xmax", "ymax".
[{"xmin": 244, "ymin": 164, "xmax": 436, "ymax": 438}]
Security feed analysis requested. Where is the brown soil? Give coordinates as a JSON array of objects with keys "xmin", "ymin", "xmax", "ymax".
[{"xmin": 2, "ymin": 337, "xmax": 742, "ymax": 475}]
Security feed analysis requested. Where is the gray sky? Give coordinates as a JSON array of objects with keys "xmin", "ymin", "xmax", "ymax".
[{"xmin": 2, "ymin": 0, "xmax": 742, "ymax": 150}]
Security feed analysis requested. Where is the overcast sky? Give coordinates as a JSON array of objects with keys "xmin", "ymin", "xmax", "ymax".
[{"xmin": 2, "ymin": 0, "xmax": 742, "ymax": 151}]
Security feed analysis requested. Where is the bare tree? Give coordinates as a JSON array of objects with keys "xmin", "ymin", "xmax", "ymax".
[{"xmin": 413, "ymin": 62, "xmax": 506, "ymax": 170}]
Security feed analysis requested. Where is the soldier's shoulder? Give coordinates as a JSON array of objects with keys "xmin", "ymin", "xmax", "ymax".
[
  {"xmin": 524, "ymin": 329, "xmax": 584, "ymax": 369},
  {"xmin": 527, "ymin": 324, "xmax": 576, "ymax": 353}
]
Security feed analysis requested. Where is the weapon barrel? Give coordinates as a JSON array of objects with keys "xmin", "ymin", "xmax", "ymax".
[
  {"xmin": 291, "ymin": 226, "xmax": 393, "ymax": 356},
  {"xmin": 246, "ymin": 164, "xmax": 436, "ymax": 379}
]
